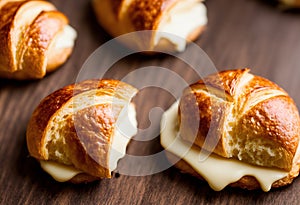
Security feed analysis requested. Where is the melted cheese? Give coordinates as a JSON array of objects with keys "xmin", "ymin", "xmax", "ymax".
[
  {"xmin": 154, "ymin": 1, "xmax": 207, "ymax": 52},
  {"xmin": 40, "ymin": 161, "xmax": 81, "ymax": 182},
  {"xmin": 160, "ymin": 101, "xmax": 288, "ymax": 192},
  {"xmin": 40, "ymin": 103, "xmax": 137, "ymax": 182},
  {"xmin": 109, "ymin": 103, "xmax": 138, "ymax": 170},
  {"xmin": 53, "ymin": 25, "xmax": 77, "ymax": 49}
]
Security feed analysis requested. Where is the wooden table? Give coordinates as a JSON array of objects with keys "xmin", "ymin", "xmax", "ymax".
[{"xmin": 1, "ymin": 0, "xmax": 300, "ymax": 204}]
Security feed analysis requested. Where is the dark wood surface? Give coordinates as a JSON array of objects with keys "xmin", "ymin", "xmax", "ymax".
[{"xmin": 1, "ymin": 0, "xmax": 300, "ymax": 204}]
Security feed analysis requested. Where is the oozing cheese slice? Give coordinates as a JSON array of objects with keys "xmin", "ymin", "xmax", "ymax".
[
  {"xmin": 53, "ymin": 25, "xmax": 77, "ymax": 49},
  {"xmin": 40, "ymin": 103, "xmax": 137, "ymax": 182},
  {"xmin": 109, "ymin": 103, "xmax": 138, "ymax": 171},
  {"xmin": 160, "ymin": 101, "xmax": 289, "ymax": 192},
  {"xmin": 46, "ymin": 25, "xmax": 77, "ymax": 71},
  {"xmin": 154, "ymin": 0, "xmax": 207, "ymax": 52},
  {"xmin": 40, "ymin": 161, "xmax": 82, "ymax": 182}
]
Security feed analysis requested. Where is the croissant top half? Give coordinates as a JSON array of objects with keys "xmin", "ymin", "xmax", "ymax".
[{"xmin": 179, "ymin": 69, "xmax": 300, "ymax": 171}]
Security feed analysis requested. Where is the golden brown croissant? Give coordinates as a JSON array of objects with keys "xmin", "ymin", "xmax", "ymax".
[
  {"xmin": 0, "ymin": 0, "xmax": 77, "ymax": 80},
  {"xmin": 26, "ymin": 79, "xmax": 138, "ymax": 183},
  {"xmin": 161, "ymin": 69, "xmax": 300, "ymax": 191},
  {"xmin": 92, "ymin": 0, "xmax": 207, "ymax": 52}
]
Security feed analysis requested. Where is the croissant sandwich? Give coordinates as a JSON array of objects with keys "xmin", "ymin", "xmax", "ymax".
[
  {"xmin": 92, "ymin": 0, "xmax": 207, "ymax": 52},
  {"xmin": 26, "ymin": 79, "xmax": 138, "ymax": 183},
  {"xmin": 160, "ymin": 69, "xmax": 300, "ymax": 191},
  {"xmin": 0, "ymin": 0, "xmax": 77, "ymax": 80}
]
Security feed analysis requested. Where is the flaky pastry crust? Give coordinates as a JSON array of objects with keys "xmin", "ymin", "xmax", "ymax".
[{"xmin": 0, "ymin": 0, "xmax": 76, "ymax": 79}]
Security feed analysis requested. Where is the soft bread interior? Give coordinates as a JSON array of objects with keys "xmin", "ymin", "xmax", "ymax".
[
  {"xmin": 154, "ymin": 0, "xmax": 207, "ymax": 52},
  {"xmin": 225, "ymin": 89, "xmax": 291, "ymax": 169},
  {"xmin": 39, "ymin": 103, "xmax": 137, "ymax": 182},
  {"xmin": 226, "ymin": 81, "xmax": 293, "ymax": 169},
  {"xmin": 40, "ymin": 88, "xmax": 137, "ymax": 181},
  {"xmin": 161, "ymin": 101, "xmax": 289, "ymax": 191}
]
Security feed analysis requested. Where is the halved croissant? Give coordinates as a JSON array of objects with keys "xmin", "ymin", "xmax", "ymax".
[
  {"xmin": 161, "ymin": 69, "xmax": 300, "ymax": 191},
  {"xmin": 0, "ymin": 0, "xmax": 77, "ymax": 80},
  {"xmin": 26, "ymin": 79, "xmax": 138, "ymax": 183},
  {"xmin": 92, "ymin": 0, "xmax": 207, "ymax": 52}
]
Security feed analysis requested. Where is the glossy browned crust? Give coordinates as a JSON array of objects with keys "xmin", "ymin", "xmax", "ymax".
[
  {"xmin": 19, "ymin": 10, "xmax": 69, "ymax": 79},
  {"xmin": 129, "ymin": 0, "xmax": 174, "ymax": 31},
  {"xmin": 102, "ymin": 0, "xmax": 175, "ymax": 30},
  {"xmin": 179, "ymin": 69, "xmax": 300, "ymax": 170},
  {"xmin": 236, "ymin": 95, "xmax": 299, "ymax": 166},
  {"xmin": 92, "ymin": 0, "xmax": 132, "ymax": 37},
  {"xmin": 111, "ymin": 0, "xmax": 126, "ymax": 20},
  {"xmin": 179, "ymin": 88, "xmax": 231, "ymax": 157},
  {"xmin": 165, "ymin": 150, "xmax": 300, "ymax": 190},
  {"xmin": 0, "ymin": 0, "xmax": 24, "ymax": 73},
  {"xmin": 187, "ymin": 68, "xmax": 283, "ymax": 97},
  {"xmin": 60, "ymin": 104, "xmax": 119, "ymax": 178},
  {"xmin": 0, "ymin": 0, "xmax": 74, "ymax": 80},
  {"xmin": 46, "ymin": 47, "xmax": 73, "ymax": 73},
  {"xmin": 27, "ymin": 79, "xmax": 137, "ymax": 181}
]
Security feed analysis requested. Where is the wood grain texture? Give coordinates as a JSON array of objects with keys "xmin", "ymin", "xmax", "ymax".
[{"xmin": 1, "ymin": 0, "xmax": 300, "ymax": 204}]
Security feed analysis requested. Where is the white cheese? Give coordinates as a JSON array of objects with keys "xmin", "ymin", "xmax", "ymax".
[
  {"xmin": 160, "ymin": 101, "xmax": 288, "ymax": 192},
  {"xmin": 109, "ymin": 103, "xmax": 138, "ymax": 171},
  {"xmin": 53, "ymin": 25, "xmax": 77, "ymax": 49},
  {"xmin": 40, "ymin": 160, "xmax": 82, "ymax": 182},
  {"xmin": 154, "ymin": 0, "xmax": 207, "ymax": 52}
]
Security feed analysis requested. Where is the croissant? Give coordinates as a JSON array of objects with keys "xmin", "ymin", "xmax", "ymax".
[
  {"xmin": 0, "ymin": 0, "xmax": 77, "ymax": 80},
  {"xmin": 92, "ymin": 0, "xmax": 207, "ymax": 52},
  {"xmin": 26, "ymin": 79, "xmax": 138, "ymax": 183},
  {"xmin": 161, "ymin": 69, "xmax": 300, "ymax": 191}
]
